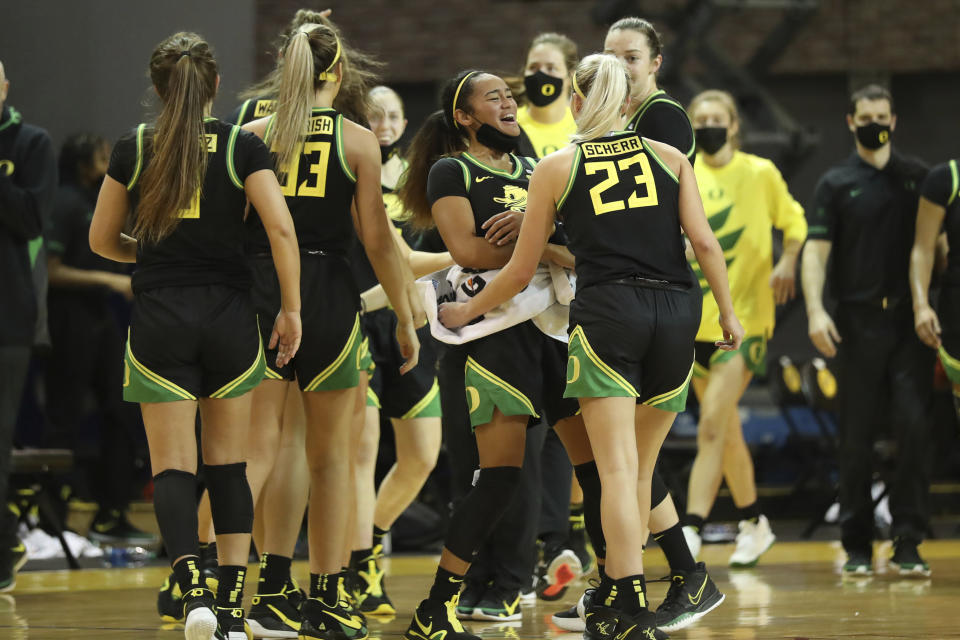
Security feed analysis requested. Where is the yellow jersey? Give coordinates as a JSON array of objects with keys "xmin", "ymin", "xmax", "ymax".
[
  {"xmin": 517, "ymin": 105, "xmax": 577, "ymax": 159},
  {"xmin": 691, "ymin": 150, "xmax": 807, "ymax": 341}
]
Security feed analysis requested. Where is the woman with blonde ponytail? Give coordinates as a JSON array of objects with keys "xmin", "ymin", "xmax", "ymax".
[
  {"xmin": 89, "ymin": 31, "xmax": 301, "ymax": 640},
  {"xmin": 439, "ymin": 54, "xmax": 742, "ymax": 639},
  {"xmin": 241, "ymin": 22, "xmax": 423, "ymax": 640}
]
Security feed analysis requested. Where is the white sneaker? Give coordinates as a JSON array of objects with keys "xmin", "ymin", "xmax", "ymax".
[
  {"xmin": 728, "ymin": 515, "xmax": 776, "ymax": 568},
  {"xmin": 682, "ymin": 525, "xmax": 702, "ymax": 560}
]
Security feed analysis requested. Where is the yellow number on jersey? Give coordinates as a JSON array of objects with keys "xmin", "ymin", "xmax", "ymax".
[
  {"xmin": 278, "ymin": 141, "xmax": 331, "ymax": 198},
  {"xmin": 178, "ymin": 189, "xmax": 201, "ymax": 219},
  {"xmin": 585, "ymin": 152, "xmax": 659, "ymax": 216}
]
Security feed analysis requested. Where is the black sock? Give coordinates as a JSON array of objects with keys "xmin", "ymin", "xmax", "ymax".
[
  {"xmin": 350, "ymin": 548, "xmax": 374, "ymax": 568},
  {"xmin": 738, "ymin": 501, "xmax": 761, "ymax": 523},
  {"xmin": 257, "ymin": 553, "xmax": 292, "ymax": 595},
  {"xmin": 615, "ymin": 574, "xmax": 647, "ymax": 616},
  {"xmin": 597, "ymin": 561, "xmax": 607, "ymax": 581},
  {"xmin": 653, "ymin": 523, "xmax": 697, "ymax": 573},
  {"xmin": 685, "ymin": 513, "xmax": 705, "ymax": 533},
  {"xmin": 200, "ymin": 541, "xmax": 217, "ymax": 565},
  {"xmin": 217, "ymin": 565, "xmax": 247, "ymax": 610},
  {"xmin": 373, "ymin": 525, "xmax": 389, "ymax": 554},
  {"xmin": 310, "ymin": 573, "xmax": 340, "ymax": 606},
  {"xmin": 172, "ymin": 556, "xmax": 204, "ymax": 595},
  {"xmin": 594, "ymin": 573, "xmax": 616, "ymax": 608},
  {"xmin": 569, "ymin": 503, "xmax": 585, "ymax": 532},
  {"xmin": 428, "ymin": 566, "xmax": 463, "ymax": 604}
]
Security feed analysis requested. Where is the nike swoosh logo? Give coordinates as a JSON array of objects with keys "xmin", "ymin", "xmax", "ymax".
[
  {"xmin": 688, "ymin": 575, "xmax": 709, "ymax": 605},
  {"xmin": 267, "ymin": 604, "xmax": 302, "ymax": 630},
  {"xmin": 475, "ymin": 176, "xmax": 491, "ymax": 183},
  {"xmin": 415, "ymin": 612, "xmax": 432, "ymax": 635},
  {"xmin": 326, "ymin": 610, "xmax": 363, "ymax": 630},
  {"xmin": 614, "ymin": 624, "xmax": 636, "ymax": 640}
]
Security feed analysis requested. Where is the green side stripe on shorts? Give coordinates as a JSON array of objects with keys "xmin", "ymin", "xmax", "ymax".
[
  {"xmin": 209, "ymin": 333, "xmax": 266, "ymax": 398},
  {"xmin": 644, "ymin": 362, "xmax": 693, "ymax": 410},
  {"xmin": 264, "ymin": 366, "xmax": 285, "ymax": 380},
  {"xmin": 304, "ymin": 314, "xmax": 361, "ymax": 392},
  {"xmin": 125, "ymin": 331, "xmax": 196, "ymax": 401},
  {"xmin": 692, "ymin": 360, "xmax": 710, "ymax": 379},
  {"xmin": 465, "ymin": 356, "xmax": 539, "ymax": 418},
  {"xmin": 400, "ymin": 379, "xmax": 441, "ymax": 420},
  {"xmin": 366, "ymin": 386, "xmax": 381, "ymax": 408},
  {"xmin": 939, "ymin": 346, "xmax": 960, "ymax": 385},
  {"xmin": 568, "ymin": 326, "xmax": 638, "ymax": 396}
]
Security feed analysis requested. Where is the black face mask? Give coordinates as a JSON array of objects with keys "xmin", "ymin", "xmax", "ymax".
[
  {"xmin": 695, "ymin": 127, "xmax": 728, "ymax": 155},
  {"xmin": 523, "ymin": 71, "xmax": 564, "ymax": 107},
  {"xmin": 855, "ymin": 122, "xmax": 891, "ymax": 150},
  {"xmin": 476, "ymin": 123, "xmax": 520, "ymax": 154},
  {"xmin": 380, "ymin": 140, "xmax": 400, "ymax": 164}
]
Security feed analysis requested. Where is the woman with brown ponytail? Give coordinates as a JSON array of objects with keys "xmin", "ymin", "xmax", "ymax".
[
  {"xmin": 89, "ymin": 32, "xmax": 301, "ymax": 640},
  {"xmin": 242, "ymin": 22, "xmax": 422, "ymax": 640}
]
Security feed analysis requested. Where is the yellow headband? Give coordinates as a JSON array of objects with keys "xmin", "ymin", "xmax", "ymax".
[
  {"xmin": 316, "ymin": 35, "xmax": 342, "ymax": 82},
  {"xmin": 452, "ymin": 71, "xmax": 478, "ymax": 129},
  {"xmin": 571, "ymin": 72, "xmax": 586, "ymax": 100}
]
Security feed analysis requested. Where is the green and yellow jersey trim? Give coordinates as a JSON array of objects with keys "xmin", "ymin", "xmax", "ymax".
[
  {"xmin": 641, "ymin": 139, "xmax": 679, "ymax": 184},
  {"xmin": 465, "ymin": 356, "xmax": 539, "ymax": 417},
  {"xmin": 949, "ymin": 159, "xmax": 959, "ymax": 206},
  {"xmin": 628, "ymin": 90, "xmax": 696, "ymax": 159},
  {"xmin": 264, "ymin": 366, "xmax": 285, "ymax": 380},
  {"xmin": 643, "ymin": 362, "xmax": 694, "ymax": 409},
  {"xmin": 209, "ymin": 332, "xmax": 265, "ymax": 398},
  {"xmin": 226, "ymin": 124, "xmax": 244, "ymax": 189},
  {"xmin": 235, "ymin": 99, "xmax": 253, "ymax": 126},
  {"xmin": 461, "ymin": 152, "xmax": 524, "ymax": 179},
  {"xmin": 568, "ymin": 326, "xmax": 638, "ymax": 396},
  {"xmin": 334, "ymin": 113, "xmax": 357, "ymax": 183},
  {"xmin": 400, "ymin": 379, "xmax": 440, "ymax": 420},
  {"xmin": 556, "ymin": 146, "xmax": 583, "ymax": 211},
  {"xmin": 451, "ymin": 158, "xmax": 472, "ymax": 193},
  {"xmin": 125, "ymin": 330, "xmax": 197, "ymax": 401},
  {"xmin": 303, "ymin": 314, "xmax": 361, "ymax": 392},
  {"xmin": 127, "ymin": 124, "xmax": 147, "ymax": 191}
]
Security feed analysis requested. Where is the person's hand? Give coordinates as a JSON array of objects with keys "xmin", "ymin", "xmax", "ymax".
[
  {"xmin": 807, "ymin": 308, "xmax": 841, "ymax": 358},
  {"xmin": 482, "ymin": 210, "xmax": 523, "ymax": 246},
  {"xmin": 438, "ymin": 302, "xmax": 474, "ymax": 329},
  {"xmin": 407, "ymin": 280, "xmax": 428, "ymax": 328},
  {"xmin": 770, "ymin": 255, "xmax": 798, "ymax": 304},
  {"xmin": 108, "ymin": 273, "xmax": 134, "ymax": 301},
  {"xmin": 914, "ymin": 304, "xmax": 942, "ymax": 349},
  {"xmin": 395, "ymin": 319, "xmax": 420, "ymax": 374},
  {"xmin": 717, "ymin": 313, "xmax": 745, "ymax": 351},
  {"xmin": 270, "ymin": 310, "xmax": 302, "ymax": 368}
]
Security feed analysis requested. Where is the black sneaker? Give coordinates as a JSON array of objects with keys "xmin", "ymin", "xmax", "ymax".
[
  {"xmin": 216, "ymin": 606, "xmax": 252, "ymax": 640},
  {"xmin": 404, "ymin": 596, "xmax": 480, "ymax": 640},
  {"xmin": 353, "ymin": 556, "xmax": 396, "ymax": 615},
  {"xmin": 584, "ymin": 603, "xmax": 619, "ymax": 640},
  {"xmin": 455, "ymin": 580, "xmax": 486, "ymax": 620},
  {"xmin": 299, "ymin": 596, "xmax": 368, "ymax": 640},
  {"xmin": 842, "ymin": 550, "xmax": 874, "ymax": 577},
  {"xmin": 614, "ymin": 609, "xmax": 669, "ymax": 640},
  {"xmin": 551, "ymin": 584, "xmax": 594, "ymax": 632},
  {"xmin": 285, "ymin": 576, "xmax": 307, "ymax": 611},
  {"xmin": 890, "ymin": 539, "xmax": 931, "ymax": 577},
  {"xmin": 653, "ymin": 562, "xmax": 724, "ymax": 632},
  {"xmin": 157, "ymin": 571, "xmax": 185, "ymax": 622},
  {"xmin": 88, "ymin": 509, "xmax": 158, "ymax": 545},
  {"xmin": 201, "ymin": 545, "xmax": 221, "ymax": 595},
  {"xmin": 538, "ymin": 543, "xmax": 583, "ymax": 601},
  {"xmin": 0, "ymin": 539, "xmax": 27, "ymax": 594},
  {"xmin": 473, "ymin": 585, "xmax": 522, "ymax": 622},
  {"xmin": 182, "ymin": 588, "xmax": 218, "ymax": 640},
  {"xmin": 247, "ymin": 592, "xmax": 302, "ymax": 638}
]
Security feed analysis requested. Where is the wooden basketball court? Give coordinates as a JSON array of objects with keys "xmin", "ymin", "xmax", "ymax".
[{"xmin": 2, "ymin": 539, "xmax": 956, "ymax": 639}]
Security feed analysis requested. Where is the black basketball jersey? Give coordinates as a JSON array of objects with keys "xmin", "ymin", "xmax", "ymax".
[
  {"xmin": 557, "ymin": 132, "xmax": 692, "ymax": 289},
  {"xmin": 626, "ymin": 89, "xmax": 696, "ymax": 165},
  {"xmin": 231, "ymin": 96, "xmax": 277, "ymax": 126},
  {"xmin": 106, "ymin": 118, "xmax": 273, "ymax": 293},
  {"xmin": 922, "ymin": 159, "xmax": 960, "ymax": 287},
  {"xmin": 427, "ymin": 151, "xmax": 537, "ymax": 239},
  {"xmin": 349, "ymin": 178, "xmax": 419, "ymax": 292},
  {"xmin": 246, "ymin": 108, "xmax": 357, "ymax": 255}
]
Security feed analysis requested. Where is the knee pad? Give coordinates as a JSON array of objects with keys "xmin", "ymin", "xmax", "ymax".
[
  {"xmin": 204, "ymin": 463, "xmax": 253, "ymax": 535},
  {"xmin": 445, "ymin": 466, "xmax": 522, "ymax": 561},
  {"xmin": 651, "ymin": 468, "xmax": 669, "ymax": 508},
  {"xmin": 153, "ymin": 469, "xmax": 199, "ymax": 560},
  {"xmin": 573, "ymin": 461, "xmax": 605, "ymax": 559}
]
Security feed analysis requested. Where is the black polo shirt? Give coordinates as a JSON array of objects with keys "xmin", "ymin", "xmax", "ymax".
[{"xmin": 806, "ymin": 150, "xmax": 927, "ymax": 305}]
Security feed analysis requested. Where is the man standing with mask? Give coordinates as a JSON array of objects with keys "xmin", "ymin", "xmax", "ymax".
[
  {"xmin": 802, "ymin": 85, "xmax": 933, "ymax": 577},
  {"xmin": 0, "ymin": 60, "xmax": 57, "ymax": 591}
]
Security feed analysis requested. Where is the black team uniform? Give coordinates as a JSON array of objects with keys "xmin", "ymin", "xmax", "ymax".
[
  {"xmin": 807, "ymin": 149, "xmax": 933, "ymax": 573},
  {"xmin": 0, "ymin": 104, "xmax": 56, "ymax": 590}
]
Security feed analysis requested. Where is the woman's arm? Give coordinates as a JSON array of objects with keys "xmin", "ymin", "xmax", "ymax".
[
  {"xmin": 245, "ymin": 168, "xmax": 302, "ymax": 366},
  {"xmin": 89, "ymin": 176, "xmax": 137, "ymax": 263},
  {"xmin": 910, "ymin": 196, "xmax": 946, "ymax": 348},
  {"xmin": 433, "ymin": 196, "xmax": 516, "ymax": 269},
  {"xmin": 48, "ymin": 255, "xmax": 133, "ymax": 299},
  {"xmin": 438, "ymin": 157, "xmax": 563, "ymax": 328}
]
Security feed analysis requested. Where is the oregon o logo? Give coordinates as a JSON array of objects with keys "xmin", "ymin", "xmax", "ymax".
[
  {"xmin": 0, "ymin": 160, "xmax": 13, "ymax": 177},
  {"xmin": 567, "ymin": 355, "xmax": 581, "ymax": 384},
  {"xmin": 466, "ymin": 386, "xmax": 481, "ymax": 413},
  {"xmin": 879, "ymin": 130, "xmax": 889, "ymax": 144},
  {"xmin": 542, "ymin": 84, "xmax": 556, "ymax": 97},
  {"xmin": 748, "ymin": 340, "xmax": 765, "ymax": 366}
]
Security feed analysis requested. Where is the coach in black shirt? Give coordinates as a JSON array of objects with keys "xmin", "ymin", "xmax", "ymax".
[
  {"xmin": 0, "ymin": 60, "xmax": 57, "ymax": 590},
  {"xmin": 802, "ymin": 85, "xmax": 933, "ymax": 577}
]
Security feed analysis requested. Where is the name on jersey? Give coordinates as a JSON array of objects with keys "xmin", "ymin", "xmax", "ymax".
[
  {"xmin": 582, "ymin": 136, "xmax": 641, "ymax": 159},
  {"xmin": 205, "ymin": 134, "xmax": 217, "ymax": 153},
  {"xmin": 0, "ymin": 159, "xmax": 13, "ymax": 176},
  {"xmin": 306, "ymin": 115, "xmax": 335, "ymax": 135},
  {"xmin": 255, "ymin": 100, "xmax": 277, "ymax": 118}
]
